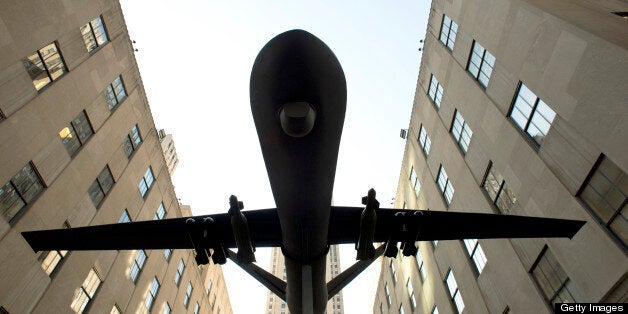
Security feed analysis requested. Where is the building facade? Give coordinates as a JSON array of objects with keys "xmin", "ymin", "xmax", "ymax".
[
  {"xmin": 265, "ymin": 245, "xmax": 344, "ymax": 314},
  {"xmin": 0, "ymin": 1, "xmax": 231, "ymax": 313},
  {"xmin": 375, "ymin": 0, "xmax": 627, "ymax": 313},
  {"xmin": 158, "ymin": 129, "xmax": 179, "ymax": 177}
]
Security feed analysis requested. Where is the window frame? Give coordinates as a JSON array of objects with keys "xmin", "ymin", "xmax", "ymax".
[
  {"xmin": 104, "ymin": 75, "xmax": 127, "ymax": 111},
  {"xmin": 436, "ymin": 165, "xmax": 454, "ymax": 205},
  {"xmin": 129, "ymin": 249, "xmax": 147, "ymax": 283},
  {"xmin": 1, "ymin": 162, "xmax": 45, "ymax": 224},
  {"xmin": 445, "ymin": 269, "xmax": 464, "ymax": 314},
  {"xmin": 466, "ymin": 40, "xmax": 495, "ymax": 88},
  {"xmin": 80, "ymin": 15, "xmax": 109, "ymax": 53},
  {"xmin": 88, "ymin": 165, "xmax": 114, "ymax": 208},
  {"xmin": 439, "ymin": 14, "xmax": 458, "ymax": 51},
  {"xmin": 124, "ymin": 124, "xmax": 143, "ymax": 158},
  {"xmin": 23, "ymin": 41, "xmax": 68, "ymax": 91},
  {"xmin": 138, "ymin": 166, "xmax": 155, "ymax": 198},
  {"xmin": 70, "ymin": 268, "xmax": 102, "ymax": 313},
  {"xmin": 183, "ymin": 282, "xmax": 193, "ymax": 308},
  {"xmin": 427, "ymin": 74, "xmax": 444, "ymax": 109},
  {"xmin": 576, "ymin": 154, "xmax": 626, "ymax": 248},
  {"xmin": 144, "ymin": 277, "xmax": 160, "ymax": 312},
  {"xmin": 508, "ymin": 82, "xmax": 556, "ymax": 147},
  {"xmin": 418, "ymin": 124, "xmax": 432, "ymax": 157},
  {"xmin": 59, "ymin": 110, "xmax": 94, "ymax": 157},
  {"xmin": 530, "ymin": 245, "xmax": 581, "ymax": 305},
  {"xmin": 415, "ymin": 247, "xmax": 426, "ymax": 281},
  {"xmin": 406, "ymin": 277, "xmax": 416, "ymax": 310},
  {"xmin": 119, "ymin": 209, "xmax": 131, "ymax": 223},
  {"xmin": 409, "ymin": 166, "xmax": 421, "ymax": 197},
  {"xmin": 462, "ymin": 239, "xmax": 487, "ymax": 275},
  {"xmin": 481, "ymin": 161, "xmax": 517, "ymax": 214},
  {"xmin": 175, "ymin": 259, "xmax": 185, "ymax": 286},
  {"xmin": 449, "ymin": 110, "xmax": 473, "ymax": 154}
]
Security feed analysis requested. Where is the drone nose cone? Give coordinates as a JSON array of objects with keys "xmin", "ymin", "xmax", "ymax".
[{"xmin": 279, "ymin": 102, "xmax": 316, "ymax": 137}]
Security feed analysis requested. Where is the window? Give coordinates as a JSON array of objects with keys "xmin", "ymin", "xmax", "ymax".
[
  {"xmin": 129, "ymin": 250, "xmax": 147, "ymax": 282},
  {"xmin": 23, "ymin": 41, "xmax": 67, "ymax": 90},
  {"xmin": 183, "ymin": 282, "xmax": 193, "ymax": 308},
  {"xmin": 119, "ymin": 209, "xmax": 131, "ymax": 223},
  {"xmin": 463, "ymin": 239, "xmax": 487, "ymax": 274},
  {"xmin": 399, "ymin": 304, "xmax": 405, "ymax": 314},
  {"xmin": 428, "ymin": 74, "xmax": 444, "ymax": 108},
  {"xmin": 164, "ymin": 249, "xmax": 172, "ymax": 261},
  {"xmin": 509, "ymin": 82, "xmax": 556, "ymax": 146},
  {"xmin": 407, "ymin": 278, "xmax": 416, "ymax": 310},
  {"xmin": 175, "ymin": 259, "xmax": 185, "ymax": 285},
  {"xmin": 194, "ymin": 302, "xmax": 200, "ymax": 314},
  {"xmin": 123, "ymin": 125, "xmax": 142, "ymax": 158},
  {"xmin": 415, "ymin": 247, "xmax": 426, "ymax": 281},
  {"xmin": 432, "ymin": 305, "xmax": 440, "ymax": 314},
  {"xmin": 384, "ymin": 282, "xmax": 392, "ymax": 306},
  {"xmin": 450, "ymin": 110, "xmax": 473, "ymax": 154},
  {"xmin": 40, "ymin": 249, "xmax": 68, "ymax": 276},
  {"xmin": 380, "ymin": 303, "xmax": 384, "ymax": 314},
  {"xmin": 81, "ymin": 16, "xmax": 108, "ymax": 52},
  {"xmin": 531, "ymin": 246, "xmax": 581, "ymax": 305},
  {"xmin": 88, "ymin": 165, "xmax": 114, "ymax": 207},
  {"xmin": 579, "ymin": 156, "xmax": 626, "ymax": 246},
  {"xmin": 390, "ymin": 260, "xmax": 397, "ymax": 284},
  {"xmin": 437, "ymin": 165, "xmax": 454, "ymax": 205},
  {"xmin": 104, "ymin": 76, "xmax": 127, "ymax": 110},
  {"xmin": 467, "ymin": 41, "xmax": 495, "ymax": 88},
  {"xmin": 211, "ymin": 294, "xmax": 216, "ymax": 310},
  {"xmin": 418, "ymin": 124, "xmax": 432, "ymax": 156},
  {"xmin": 154, "ymin": 202, "xmax": 166, "ymax": 220},
  {"xmin": 482, "ymin": 162, "xmax": 517, "ymax": 213},
  {"xmin": 409, "ymin": 167, "xmax": 421, "ymax": 197},
  {"xmin": 432, "ymin": 240, "xmax": 439, "ymax": 248},
  {"xmin": 143, "ymin": 277, "xmax": 160, "ymax": 312},
  {"xmin": 70, "ymin": 268, "xmax": 101, "ymax": 313},
  {"xmin": 0, "ymin": 162, "xmax": 44, "ymax": 222},
  {"xmin": 163, "ymin": 303, "xmax": 171, "ymax": 314},
  {"xmin": 445, "ymin": 269, "xmax": 464, "ymax": 313},
  {"xmin": 439, "ymin": 15, "xmax": 458, "ymax": 50},
  {"xmin": 59, "ymin": 111, "xmax": 94, "ymax": 157},
  {"xmin": 138, "ymin": 167, "xmax": 154, "ymax": 198}
]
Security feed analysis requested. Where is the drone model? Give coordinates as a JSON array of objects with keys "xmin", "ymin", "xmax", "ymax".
[{"xmin": 23, "ymin": 30, "xmax": 584, "ymax": 314}]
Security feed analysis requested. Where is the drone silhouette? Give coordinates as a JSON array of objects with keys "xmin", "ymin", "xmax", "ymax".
[{"xmin": 23, "ymin": 30, "xmax": 584, "ymax": 314}]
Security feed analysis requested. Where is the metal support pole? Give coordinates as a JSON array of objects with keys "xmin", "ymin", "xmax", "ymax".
[{"xmin": 302, "ymin": 265, "xmax": 314, "ymax": 314}]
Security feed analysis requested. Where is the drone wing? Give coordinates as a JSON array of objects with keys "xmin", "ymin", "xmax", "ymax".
[
  {"xmin": 327, "ymin": 206, "xmax": 585, "ymax": 244},
  {"xmin": 21, "ymin": 208, "xmax": 281, "ymax": 252}
]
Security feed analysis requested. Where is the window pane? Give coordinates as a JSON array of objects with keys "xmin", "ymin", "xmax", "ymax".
[
  {"xmin": 123, "ymin": 136, "xmax": 134, "ymax": 158},
  {"xmin": 23, "ymin": 53, "xmax": 51, "ymax": 90},
  {"xmin": 144, "ymin": 168, "xmax": 154, "ymax": 188},
  {"xmin": 81, "ymin": 24, "xmax": 97, "ymax": 52},
  {"xmin": 71, "ymin": 288, "xmax": 90, "ymax": 313},
  {"xmin": 138, "ymin": 180, "xmax": 148, "ymax": 197},
  {"xmin": 98, "ymin": 167, "xmax": 114, "ymax": 195},
  {"xmin": 609, "ymin": 207, "xmax": 626, "ymax": 244},
  {"xmin": 91, "ymin": 17, "xmax": 108, "ymax": 46},
  {"xmin": 73, "ymin": 111, "xmax": 93, "ymax": 144},
  {"xmin": 13, "ymin": 164, "xmax": 43, "ymax": 203},
  {"xmin": 104, "ymin": 85, "xmax": 118, "ymax": 110},
  {"xmin": 113, "ymin": 77, "xmax": 126, "ymax": 101},
  {"xmin": 496, "ymin": 185, "xmax": 517, "ymax": 213},
  {"xmin": 0, "ymin": 181, "xmax": 26, "ymax": 221},
  {"xmin": 60, "ymin": 124, "xmax": 81, "ymax": 156},
  {"xmin": 40, "ymin": 43, "xmax": 66, "ymax": 81},
  {"xmin": 130, "ymin": 125, "xmax": 142, "ymax": 148},
  {"xmin": 88, "ymin": 180, "xmax": 104, "ymax": 206},
  {"xmin": 83, "ymin": 269, "xmax": 101, "ymax": 297}
]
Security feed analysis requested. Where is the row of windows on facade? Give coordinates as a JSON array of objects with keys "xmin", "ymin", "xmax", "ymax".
[
  {"xmin": 22, "ymin": 16, "xmax": 108, "ymax": 93},
  {"xmin": 425, "ymin": 13, "xmax": 626, "ymax": 246},
  {"xmin": 385, "ymin": 241, "xmax": 575, "ymax": 313}
]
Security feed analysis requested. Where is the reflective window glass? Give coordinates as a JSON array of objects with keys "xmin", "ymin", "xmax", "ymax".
[{"xmin": 509, "ymin": 82, "xmax": 556, "ymax": 145}]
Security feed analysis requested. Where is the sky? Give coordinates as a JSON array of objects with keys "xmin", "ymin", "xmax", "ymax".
[{"xmin": 119, "ymin": 1, "xmax": 430, "ymax": 313}]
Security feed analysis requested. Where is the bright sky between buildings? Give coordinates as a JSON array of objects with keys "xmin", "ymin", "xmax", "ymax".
[{"xmin": 119, "ymin": 1, "xmax": 430, "ymax": 313}]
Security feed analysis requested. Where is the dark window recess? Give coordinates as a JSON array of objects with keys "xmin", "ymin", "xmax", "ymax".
[
  {"xmin": 530, "ymin": 246, "xmax": 581, "ymax": 305},
  {"xmin": 59, "ymin": 111, "xmax": 94, "ymax": 157},
  {"xmin": 104, "ymin": 76, "xmax": 127, "ymax": 110},
  {"xmin": 88, "ymin": 165, "xmax": 114, "ymax": 207},
  {"xmin": 124, "ymin": 124, "xmax": 142, "ymax": 158},
  {"xmin": 578, "ymin": 156, "xmax": 626, "ymax": 247},
  {"xmin": 0, "ymin": 162, "xmax": 44, "ymax": 222},
  {"xmin": 482, "ymin": 161, "xmax": 517, "ymax": 214}
]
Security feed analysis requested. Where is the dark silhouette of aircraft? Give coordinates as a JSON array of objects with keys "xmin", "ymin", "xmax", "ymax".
[{"xmin": 22, "ymin": 30, "xmax": 585, "ymax": 314}]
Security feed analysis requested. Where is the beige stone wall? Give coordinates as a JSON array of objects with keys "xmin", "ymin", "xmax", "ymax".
[
  {"xmin": 375, "ymin": 0, "xmax": 627, "ymax": 313},
  {"xmin": 0, "ymin": 1, "xmax": 231, "ymax": 313}
]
